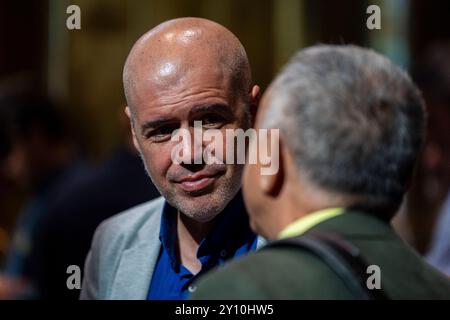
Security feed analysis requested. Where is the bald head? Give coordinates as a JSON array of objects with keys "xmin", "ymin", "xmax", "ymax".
[{"xmin": 123, "ymin": 18, "xmax": 252, "ymax": 113}]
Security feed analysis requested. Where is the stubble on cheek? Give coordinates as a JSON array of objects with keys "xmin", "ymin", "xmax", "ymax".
[{"xmin": 137, "ymin": 142, "xmax": 174, "ymax": 194}]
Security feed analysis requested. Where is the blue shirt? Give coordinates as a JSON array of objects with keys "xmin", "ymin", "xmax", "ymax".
[{"xmin": 147, "ymin": 192, "xmax": 258, "ymax": 300}]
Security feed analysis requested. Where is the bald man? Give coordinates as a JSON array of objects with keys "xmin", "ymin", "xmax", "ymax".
[{"xmin": 80, "ymin": 18, "xmax": 264, "ymax": 300}]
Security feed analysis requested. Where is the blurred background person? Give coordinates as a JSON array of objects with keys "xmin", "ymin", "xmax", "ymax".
[
  {"xmin": 0, "ymin": 95, "xmax": 86, "ymax": 298},
  {"xmin": 0, "ymin": 96, "xmax": 160, "ymax": 299},
  {"xmin": 410, "ymin": 43, "xmax": 450, "ymax": 275},
  {"xmin": 392, "ymin": 43, "xmax": 450, "ymax": 260},
  {"xmin": 27, "ymin": 104, "xmax": 160, "ymax": 299}
]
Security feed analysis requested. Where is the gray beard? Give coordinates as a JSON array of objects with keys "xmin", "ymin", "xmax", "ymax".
[{"xmin": 138, "ymin": 151, "xmax": 242, "ymax": 222}]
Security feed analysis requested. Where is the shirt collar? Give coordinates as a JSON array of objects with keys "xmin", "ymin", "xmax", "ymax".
[
  {"xmin": 277, "ymin": 208, "xmax": 344, "ymax": 239},
  {"xmin": 197, "ymin": 191, "xmax": 252, "ymax": 259},
  {"xmin": 159, "ymin": 191, "xmax": 254, "ymax": 270},
  {"xmin": 159, "ymin": 201, "xmax": 178, "ymax": 269}
]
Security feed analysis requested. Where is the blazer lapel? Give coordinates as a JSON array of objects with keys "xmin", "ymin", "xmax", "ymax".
[
  {"xmin": 108, "ymin": 198, "xmax": 267, "ymax": 299},
  {"xmin": 110, "ymin": 241, "xmax": 161, "ymax": 299},
  {"xmin": 110, "ymin": 203, "xmax": 163, "ymax": 300}
]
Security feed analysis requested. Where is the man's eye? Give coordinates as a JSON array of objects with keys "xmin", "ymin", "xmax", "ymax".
[
  {"xmin": 147, "ymin": 125, "xmax": 177, "ymax": 141},
  {"xmin": 202, "ymin": 114, "xmax": 226, "ymax": 127}
]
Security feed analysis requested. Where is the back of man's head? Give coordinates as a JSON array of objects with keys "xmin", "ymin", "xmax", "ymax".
[{"xmin": 264, "ymin": 45, "xmax": 426, "ymax": 220}]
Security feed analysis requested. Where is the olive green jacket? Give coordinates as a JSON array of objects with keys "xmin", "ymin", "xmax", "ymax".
[{"xmin": 191, "ymin": 210, "xmax": 450, "ymax": 299}]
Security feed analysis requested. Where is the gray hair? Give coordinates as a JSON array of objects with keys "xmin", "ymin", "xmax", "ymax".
[{"xmin": 263, "ymin": 45, "xmax": 426, "ymax": 219}]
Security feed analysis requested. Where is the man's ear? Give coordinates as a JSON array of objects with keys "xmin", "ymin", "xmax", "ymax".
[
  {"xmin": 259, "ymin": 137, "xmax": 285, "ymax": 198},
  {"xmin": 125, "ymin": 106, "xmax": 141, "ymax": 153},
  {"xmin": 249, "ymin": 85, "xmax": 261, "ymax": 127}
]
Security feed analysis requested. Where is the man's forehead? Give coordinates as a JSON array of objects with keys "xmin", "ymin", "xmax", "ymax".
[
  {"xmin": 129, "ymin": 62, "xmax": 230, "ymax": 107},
  {"xmin": 127, "ymin": 25, "xmax": 226, "ymax": 85},
  {"xmin": 133, "ymin": 91, "xmax": 231, "ymax": 119},
  {"xmin": 130, "ymin": 34, "xmax": 229, "ymax": 82},
  {"xmin": 124, "ymin": 19, "xmax": 251, "ymax": 117},
  {"xmin": 133, "ymin": 102, "xmax": 234, "ymax": 135}
]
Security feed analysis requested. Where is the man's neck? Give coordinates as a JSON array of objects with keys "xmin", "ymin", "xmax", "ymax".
[{"xmin": 176, "ymin": 212, "xmax": 216, "ymax": 275}]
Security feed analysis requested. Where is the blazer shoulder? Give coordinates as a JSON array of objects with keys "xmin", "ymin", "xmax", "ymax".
[
  {"xmin": 81, "ymin": 196, "xmax": 165, "ymax": 299},
  {"xmin": 99, "ymin": 196, "xmax": 164, "ymax": 231},
  {"xmin": 94, "ymin": 196, "xmax": 165, "ymax": 248}
]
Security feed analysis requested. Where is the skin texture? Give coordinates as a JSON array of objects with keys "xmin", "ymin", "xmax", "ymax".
[{"xmin": 123, "ymin": 18, "xmax": 259, "ymax": 273}]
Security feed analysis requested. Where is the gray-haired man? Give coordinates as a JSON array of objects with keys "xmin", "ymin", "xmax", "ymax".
[{"xmin": 192, "ymin": 45, "xmax": 450, "ymax": 299}]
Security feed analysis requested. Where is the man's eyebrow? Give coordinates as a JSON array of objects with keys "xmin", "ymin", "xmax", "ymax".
[
  {"xmin": 140, "ymin": 117, "xmax": 175, "ymax": 132},
  {"xmin": 189, "ymin": 103, "xmax": 233, "ymax": 116},
  {"xmin": 140, "ymin": 104, "xmax": 232, "ymax": 132}
]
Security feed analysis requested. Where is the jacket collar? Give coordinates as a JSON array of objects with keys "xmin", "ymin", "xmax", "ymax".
[
  {"xmin": 109, "ymin": 195, "xmax": 267, "ymax": 299},
  {"xmin": 110, "ymin": 199, "xmax": 164, "ymax": 299}
]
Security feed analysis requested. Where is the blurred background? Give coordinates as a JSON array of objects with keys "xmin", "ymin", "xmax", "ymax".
[{"xmin": 0, "ymin": 0, "xmax": 449, "ymax": 298}]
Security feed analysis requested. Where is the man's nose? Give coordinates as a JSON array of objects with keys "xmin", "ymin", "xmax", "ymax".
[{"xmin": 179, "ymin": 123, "xmax": 205, "ymax": 172}]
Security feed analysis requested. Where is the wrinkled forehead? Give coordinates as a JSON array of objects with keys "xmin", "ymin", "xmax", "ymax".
[
  {"xmin": 124, "ymin": 24, "xmax": 245, "ymax": 115},
  {"xmin": 128, "ymin": 55, "xmax": 232, "ymax": 110}
]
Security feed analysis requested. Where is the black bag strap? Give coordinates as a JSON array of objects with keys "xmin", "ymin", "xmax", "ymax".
[{"xmin": 264, "ymin": 231, "xmax": 388, "ymax": 300}]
